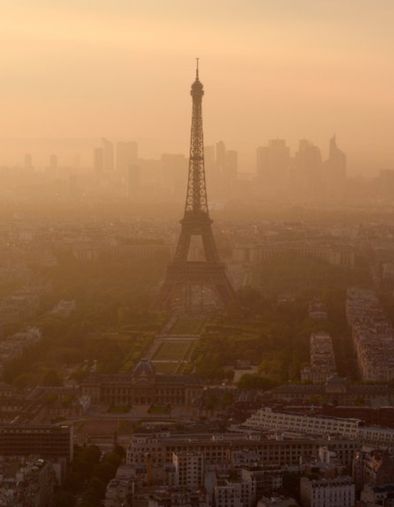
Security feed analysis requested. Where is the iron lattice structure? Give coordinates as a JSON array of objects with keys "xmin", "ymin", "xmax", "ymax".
[{"xmin": 157, "ymin": 62, "xmax": 239, "ymax": 313}]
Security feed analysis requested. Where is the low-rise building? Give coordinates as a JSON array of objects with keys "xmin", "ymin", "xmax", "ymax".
[
  {"xmin": 127, "ymin": 431, "xmax": 359, "ymax": 473},
  {"xmin": 0, "ymin": 457, "xmax": 56, "ymax": 507},
  {"xmin": 353, "ymin": 448, "xmax": 394, "ymax": 492},
  {"xmin": 173, "ymin": 452, "xmax": 204, "ymax": 490},
  {"xmin": 104, "ymin": 465, "xmax": 135, "ymax": 507},
  {"xmin": 301, "ymin": 332, "xmax": 337, "ymax": 384},
  {"xmin": 264, "ymin": 376, "xmax": 394, "ymax": 406},
  {"xmin": 148, "ymin": 488, "xmax": 208, "ymax": 507},
  {"xmin": 244, "ymin": 407, "xmax": 360, "ymax": 439},
  {"xmin": 300, "ymin": 476, "xmax": 355, "ymax": 507},
  {"xmin": 346, "ymin": 288, "xmax": 394, "ymax": 382},
  {"xmin": 81, "ymin": 359, "xmax": 203, "ymax": 408},
  {"xmin": 360, "ymin": 483, "xmax": 394, "ymax": 506},
  {"xmin": 214, "ymin": 476, "xmax": 256, "ymax": 507},
  {"xmin": 240, "ymin": 466, "xmax": 284, "ymax": 498},
  {"xmin": 0, "ymin": 424, "xmax": 72, "ymax": 481},
  {"xmin": 258, "ymin": 497, "xmax": 299, "ymax": 507},
  {"xmin": 244, "ymin": 407, "xmax": 394, "ymax": 445}
]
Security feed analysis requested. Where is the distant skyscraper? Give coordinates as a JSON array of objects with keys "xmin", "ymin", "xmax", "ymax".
[
  {"xmin": 161, "ymin": 153, "xmax": 187, "ymax": 198},
  {"xmin": 327, "ymin": 136, "xmax": 346, "ymax": 177},
  {"xmin": 204, "ymin": 145, "xmax": 215, "ymax": 170},
  {"xmin": 224, "ymin": 149, "xmax": 238, "ymax": 182},
  {"xmin": 204, "ymin": 146, "xmax": 216, "ymax": 168},
  {"xmin": 293, "ymin": 139, "xmax": 323, "ymax": 200},
  {"xmin": 101, "ymin": 138, "xmax": 114, "ymax": 172},
  {"xmin": 216, "ymin": 141, "xmax": 226, "ymax": 174},
  {"xmin": 215, "ymin": 141, "xmax": 238, "ymax": 193},
  {"xmin": 323, "ymin": 136, "xmax": 347, "ymax": 201},
  {"xmin": 256, "ymin": 139, "xmax": 290, "ymax": 191},
  {"xmin": 93, "ymin": 147, "xmax": 104, "ymax": 177},
  {"xmin": 46, "ymin": 154, "xmax": 59, "ymax": 178},
  {"xmin": 205, "ymin": 145, "xmax": 219, "ymax": 197},
  {"xmin": 49, "ymin": 154, "xmax": 58, "ymax": 171},
  {"xmin": 116, "ymin": 141, "xmax": 138, "ymax": 174},
  {"xmin": 295, "ymin": 139, "xmax": 322, "ymax": 171},
  {"xmin": 24, "ymin": 153, "xmax": 33, "ymax": 170}
]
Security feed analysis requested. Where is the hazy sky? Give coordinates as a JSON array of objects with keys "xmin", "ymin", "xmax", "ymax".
[{"xmin": 1, "ymin": 0, "xmax": 394, "ymax": 173}]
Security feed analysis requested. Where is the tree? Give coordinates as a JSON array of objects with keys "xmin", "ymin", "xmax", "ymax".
[
  {"xmin": 42, "ymin": 369, "xmax": 63, "ymax": 386},
  {"xmin": 112, "ymin": 444, "xmax": 126, "ymax": 460},
  {"xmin": 102, "ymin": 450, "xmax": 123, "ymax": 469},
  {"xmin": 92, "ymin": 462, "xmax": 116, "ymax": 483},
  {"xmin": 238, "ymin": 373, "xmax": 275, "ymax": 390},
  {"xmin": 54, "ymin": 490, "xmax": 76, "ymax": 507}
]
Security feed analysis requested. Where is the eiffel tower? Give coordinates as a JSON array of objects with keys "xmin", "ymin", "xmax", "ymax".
[{"xmin": 157, "ymin": 61, "xmax": 239, "ymax": 313}]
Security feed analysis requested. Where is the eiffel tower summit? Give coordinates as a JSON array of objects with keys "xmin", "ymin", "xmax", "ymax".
[{"xmin": 157, "ymin": 60, "xmax": 239, "ymax": 313}]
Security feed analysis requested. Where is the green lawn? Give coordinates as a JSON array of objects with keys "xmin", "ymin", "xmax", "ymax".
[
  {"xmin": 170, "ymin": 318, "xmax": 205, "ymax": 335},
  {"xmin": 153, "ymin": 362, "xmax": 179, "ymax": 374},
  {"xmin": 153, "ymin": 340, "xmax": 193, "ymax": 361},
  {"xmin": 118, "ymin": 335, "xmax": 155, "ymax": 373}
]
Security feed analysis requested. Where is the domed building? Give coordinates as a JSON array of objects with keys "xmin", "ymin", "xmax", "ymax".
[
  {"xmin": 81, "ymin": 359, "xmax": 203, "ymax": 408},
  {"xmin": 132, "ymin": 359, "xmax": 156, "ymax": 382}
]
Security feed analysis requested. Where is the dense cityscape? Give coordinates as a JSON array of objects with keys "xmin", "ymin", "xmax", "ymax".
[
  {"xmin": 1, "ymin": 72, "xmax": 394, "ymax": 506},
  {"xmin": 2, "ymin": 132, "xmax": 394, "ymax": 211},
  {"xmin": 2, "ymin": 2, "xmax": 394, "ymax": 507}
]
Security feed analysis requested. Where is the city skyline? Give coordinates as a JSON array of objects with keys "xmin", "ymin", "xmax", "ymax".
[
  {"xmin": 1, "ymin": 1, "xmax": 394, "ymax": 173},
  {"xmin": 2, "ymin": 3, "xmax": 394, "ymax": 504},
  {"xmin": 0, "ymin": 134, "xmax": 375, "ymax": 177}
]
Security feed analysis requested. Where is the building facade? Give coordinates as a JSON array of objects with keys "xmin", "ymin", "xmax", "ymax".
[
  {"xmin": 127, "ymin": 432, "xmax": 359, "ymax": 471},
  {"xmin": 244, "ymin": 407, "xmax": 394, "ymax": 445},
  {"xmin": 300, "ymin": 476, "xmax": 355, "ymax": 507},
  {"xmin": 81, "ymin": 359, "xmax": 203, "ymax": 407}
]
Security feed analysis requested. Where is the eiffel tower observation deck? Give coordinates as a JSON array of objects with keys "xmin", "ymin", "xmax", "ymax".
[{"xmin": 157, "ymin": 61, "xmax": 239, "ymax": 314}]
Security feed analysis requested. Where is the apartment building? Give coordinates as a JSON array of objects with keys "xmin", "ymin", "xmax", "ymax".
[
  {"xmin": 301, "ymin": 332, "xmax": 337, "ymax": 384},
  {"xmin": 244, "ymin": 408, "xmax": 360, "ymax": 438},
  {"xmin": 300, "ymin": 476, "xmax": 355, "ymax": 507},
  {"xmin": 244, "ymin": 407, "xmax": 394, "ymax": 445},
  {"xmin": 127, "ymin": 432, "xmax": 359, "ymax": 472}
]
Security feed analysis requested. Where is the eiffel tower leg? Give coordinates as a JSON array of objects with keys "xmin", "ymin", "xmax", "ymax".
[
  {"xmin": 202, "ymin": 228, "xmax": 219, "ymax": 262},
  {"xmin": 156, "ymin": 280, "xmax": 174, "ymax": 311},
  {"xmin": 215, "ymin": 276, "xmax": 239, "ymax": 312},
  {"xmin": 174, "ymin": 229, "xmax": 191, "ymax": 262}
]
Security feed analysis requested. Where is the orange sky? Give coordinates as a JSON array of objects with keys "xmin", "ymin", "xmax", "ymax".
[{"xmin": 0, "ymin": 1, "xmax": 394, "ymax": 173}]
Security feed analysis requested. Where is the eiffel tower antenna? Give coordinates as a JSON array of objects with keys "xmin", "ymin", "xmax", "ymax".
[{"xmin": 156, "ymin": 62, "xmax": 239, "ymax": 313}]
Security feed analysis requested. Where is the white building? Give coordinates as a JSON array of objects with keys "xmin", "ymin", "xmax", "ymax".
[
  {"xmin": 358, "ymin": 426, "xmax": 394, "ymax": 445},
  {"xmin": 300, "ymin": 476, "xmax": 355, "ymax": 507},
  {"xmin": 244, "ymin": 408, "xmax": 360, "ymax": 439},
  {"xmin": 244, "ymin": 407, "xmax": 394, "ymax": 445}
]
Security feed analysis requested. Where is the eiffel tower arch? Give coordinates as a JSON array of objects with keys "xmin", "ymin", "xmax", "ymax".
[{"xmin": 157, "ymin": 61, "xmax": 239, "ymax": 313}]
